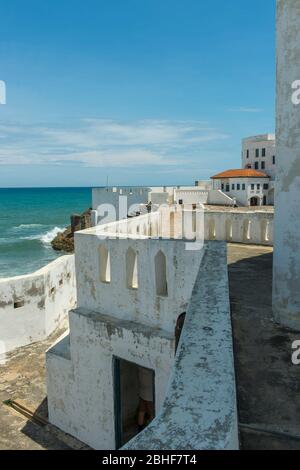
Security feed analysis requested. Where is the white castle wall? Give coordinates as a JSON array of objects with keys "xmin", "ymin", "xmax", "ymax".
[
  {"xmin": 174, "ymin": 188, "xmax": 209, "ymax": 205},
  {"xmin": 96, "ymin": 207, "xmax": 274, "ymax": 247},
  {"xmin": 47, "ymin": 309, "xmax": 175, "ymax": 450},
  {"xmin": 273, "ymin": 0, "xmax": 300, "ymax": 330},
  {"xmin": 0, "ymin": 255, "xmax": 76, "ymax": 358},
  {"xmin": 47, "ymin": 228, "xmax": 205, "ymax": 448},
  {"xmin": 74, "ymin": 231, "xmax": 204, "ymax": 334},
  {"xmin": 126, "ymin": 242, "xmax": 238, "ymax": 450},
  {"xmin": 203, "ymin": 210, "xmax": 273, "ymax": 246}
]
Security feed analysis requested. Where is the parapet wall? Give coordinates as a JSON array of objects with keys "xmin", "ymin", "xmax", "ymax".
[
  {"xmin": 0, "ymin": 255, "xmax": 76, "ymax": 358},
  {"xmin": 204, "ymin": 209, "xmax": 273, "ymax": 246},
  {"xmin": 93, "ymin": 206, "xmax": 274, "ymax": 246}
]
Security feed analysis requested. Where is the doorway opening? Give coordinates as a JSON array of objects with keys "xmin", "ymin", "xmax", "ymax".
[
  {"xmin": 114, "ymin": 358, "xmax": 155, "ymax": 449},
  {"xmin": 250, "ymin": 197, "xmax": 258, "ymax": 206}
]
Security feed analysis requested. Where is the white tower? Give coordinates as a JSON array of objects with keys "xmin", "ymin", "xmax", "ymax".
[{"xmin": 273, "ymin": 0, "xmax": 300, "ymax": 330}]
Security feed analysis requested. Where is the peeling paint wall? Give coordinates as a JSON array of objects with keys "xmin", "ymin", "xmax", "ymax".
[
  {"xmin": 74, "ymin": 231, "xmax": 204, "ymax": 334},
  {"xmin": 273, "ymin": 0, "xmax": 300, "ymax": 330},
  {"xmin": 47, "ymin": 309, "xmax": 175, "ymax": 449},
  {"xmin": 46, "ymin": 213, "xmax": 238, "ymax": 449},
  {"xmin": 0, "ymin": 255, "xmax": 76, "ymax": 355},
  {"xmin": 125, "ymin": 242, "xmax": 239, "ymax": 450}
]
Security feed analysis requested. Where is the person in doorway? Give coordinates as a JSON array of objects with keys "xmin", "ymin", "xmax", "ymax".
[{"xmin": 137, "ymin": 366, "xmax": 154, "ymax": 432}]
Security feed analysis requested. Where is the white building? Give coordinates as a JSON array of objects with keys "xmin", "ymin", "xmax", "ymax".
[
  {"xmin": 211, "ymin": 169, "xmax": 271, "ymax": 207},
  {"xmin": 242, "ymin": 134, "xmax": 276, "ymax": 180},
  {"xmin": 46, "ymin": 208, "xmax": 238, "ymax": 450}
]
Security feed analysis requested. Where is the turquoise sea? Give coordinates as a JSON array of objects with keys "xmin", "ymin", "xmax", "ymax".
[{"xmin": 0, "ymin": 187, "xmax": 92, "ymax": 278}]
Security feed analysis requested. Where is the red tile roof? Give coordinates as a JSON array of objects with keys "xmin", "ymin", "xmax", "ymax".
[{"xmin": 211, "ymin": 169, "xmax": 269, "ymax": 179}]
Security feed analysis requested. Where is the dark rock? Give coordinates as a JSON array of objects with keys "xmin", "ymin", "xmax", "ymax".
[{"xmin": 51, "ymin": 208, "xmax": 92, "ymax": 253}]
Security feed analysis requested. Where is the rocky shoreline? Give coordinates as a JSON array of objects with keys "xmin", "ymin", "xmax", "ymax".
[{"xmin": 51, "ymin": 208, "xmax": 92, "ymax": 253}]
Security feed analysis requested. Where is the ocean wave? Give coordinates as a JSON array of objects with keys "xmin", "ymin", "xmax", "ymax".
[
  {"xmin": 13, "ymin": 224, "xmax": 45, "ymax": 231},
  {"xmin": 22, "ymin": 226, "xmax": 64, "ymax": 245}
]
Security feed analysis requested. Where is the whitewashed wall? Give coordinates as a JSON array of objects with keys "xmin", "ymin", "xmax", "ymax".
[
  {"xmin": 273, "ymin": 0, "xmax": 300, "ymax": 330},
  {"xmin": 47, "ymin": 310, "xmax": 175, "ymax": 450},
  {"xmin": 74, "ymin": 233, "xmax": 204, "ymax": 334},
  {"xmin": 126, "ymin": 242, "xmax": 239, "ymax": 450},
  {"xmin": 174, "ymin": 188, "xmax": 208, "ymax": 205},
  {"xmin": 0, "ymin": 255, "xmax": 76, "ymax": 357},
  {"xmin": 203, "ymin": 210, "xmax": 273, "ymax": 246}
]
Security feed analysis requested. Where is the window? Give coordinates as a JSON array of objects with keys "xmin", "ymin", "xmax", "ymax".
[
  {"xmin": 99, "ymin": 245, "xmax": 111, "ymax": 283},
  {"xmin": 261, "ymin": 161, "xmax": 265, "ymax": 169},
  {"xmin": 257, "ymin": 184, "xmax": 260, "ymax": 190},
  {"xmin": 126, "ymin": 248, "xmax": 138, "ymax": 289},
  {"xmin": 246, "ymin": 150, "xmax": 249, "ymax": 159},
  {"xmin": 273, "ymin": 155, "xmax": 276, "ymax": 165},
  {"xmin": 232, "ymin": 184, "xmax": 235, "ymax": 190},
  {"xmin": 237, "ymin": 184, "xmax": 240, "ymax": 190},
  {"xmin": 14, "ymin": 300, "xmax": 25, "ymax": 309},
  {"xmin": 263, "ymin": 183, "xmax": 269, "ymax": 190},
  {"xmin": 221, "ymin": 183, "xmax": 224, "ymax": 191},
  {"xmin": 256, "ymin": 149, "xmax": 259, "ymax": 158},
  {"xmin": 255, "ymin": 162, "xmax": 259, "ymax": 170},
  {"xmin": 178, "ymin": 199, "xmax": 183, "ymax": 205},
  {"xmin": 262, "ymin": 148, "xmax": 266, "ymax": 157},
  {"xmin": 251, "ymin": 184, "xmax": 255, "ymax": 190},
  {"xmin": 226, "ymin": 184, "xmax": 230, "ymax": 192},
  {"xmin": 155, "ymin": 251, "xmax": 168, "ymax": 296},
  {"xmin": 242, "ymin": 184, "xmax": 246, "ymax": 190}
]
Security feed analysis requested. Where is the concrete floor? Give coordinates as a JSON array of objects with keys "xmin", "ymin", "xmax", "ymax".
[
  {"xmin": 228, "ymin": 244, "xmax": 300, "ymax": 450},
  {"xmin": 0, "ymin": 327, "xmax": 89, "ymax": 450},
  {"xmin": 1, "ymin": 242, "xmax": 300, "ymax": 449}
]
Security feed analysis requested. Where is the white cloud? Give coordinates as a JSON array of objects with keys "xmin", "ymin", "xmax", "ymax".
[
  {"xmin": 228, "ymin": 107, "xmax": 263, "ymax": 113},
  {"xmin": 0, "ymin": 119, "xmax": 230, "ymax": 167}
]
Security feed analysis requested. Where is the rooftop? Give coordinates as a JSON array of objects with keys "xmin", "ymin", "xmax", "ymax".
[
  {"xmin": 211, "ymin": 169, "xmax": 269, "ymax": 179},
  {"xmin": 242, "ymin": 134, "xmax": 276, "ymax": 143}
]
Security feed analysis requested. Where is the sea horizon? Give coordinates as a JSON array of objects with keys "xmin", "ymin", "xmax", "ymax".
[{"xmin": 0, "ymin": 187, "xmax": 92, "ymax": 278}]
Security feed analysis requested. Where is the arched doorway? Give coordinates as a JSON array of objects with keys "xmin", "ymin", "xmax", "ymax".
[{"xmin": 250, "ymin": 197, "xmax": 258, "ymax": 207}]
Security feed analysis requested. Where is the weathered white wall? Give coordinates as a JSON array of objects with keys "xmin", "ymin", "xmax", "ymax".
[
  {"xmin": 174, "ymin": 188, "xmax": 208, "ymax": 205},
  {"xmin": 207, "ymin": 190, "xmax": 234, "ymax": 206},
  {"xmin": 273, "ymin": 0, "xmax": 300, "ymax": 330},
  {"xmin": 0, "ymin": 255, "xmax": 76, "ymax": 356},
  {"xmin": 92, "ymin": 187, "xmax": 151, "ymax": 223},
  {"xmin": 125, "ymin": 242, "xmax": 239, "ymax": 450},
  {"xmin": 204, "ymin": 210, "xmax": 273, "ymax": 246},
  {"xmin": 47, "ymin": 309, "xmax": 174, "ymax": 450},
  {"xmin": 74, "ymin": 232, "xmax": 204, "ymax": 334}
]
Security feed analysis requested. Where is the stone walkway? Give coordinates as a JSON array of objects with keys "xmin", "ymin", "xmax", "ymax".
[
  {"xmin": 0, "ymin": 327, "xmax": 88, "ymax": 450},
  {"xmin": 228, "ymin": 244, "xmax": 300, "ymax": 450}
]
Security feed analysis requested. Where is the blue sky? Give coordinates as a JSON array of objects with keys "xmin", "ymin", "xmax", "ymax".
[{"xmin": 0, "ymin": 0, "xmax": 276, "ymax": 187}]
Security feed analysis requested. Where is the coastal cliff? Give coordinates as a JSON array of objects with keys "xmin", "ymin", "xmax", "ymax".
[{"xmin": 51, "ymin": 209, "xmax": 92, "ymax": 253}]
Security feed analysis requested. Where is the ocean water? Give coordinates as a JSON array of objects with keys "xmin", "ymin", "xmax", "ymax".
[{"xmin": 0, "ymin": 187, "xmax": 92, "ymax": 278}]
